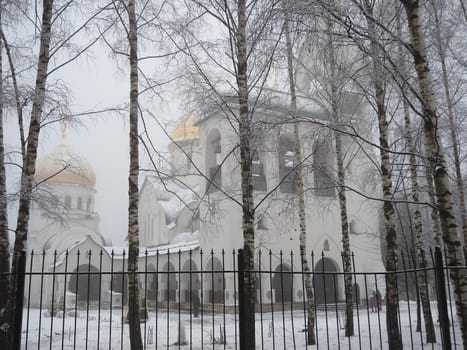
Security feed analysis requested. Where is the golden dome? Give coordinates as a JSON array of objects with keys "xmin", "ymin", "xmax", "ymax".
[
  {"xmin": 35, "ymin": 131, "xmax": 96, "ymax": 189},
  {"xmin": 170, "ymin": 115, "xmax": 199, "ymax": 142}
]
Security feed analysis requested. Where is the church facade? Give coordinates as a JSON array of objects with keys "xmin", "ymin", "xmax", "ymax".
[{"xmin": 27, "ymin": 91, "xmax": 384, "ymax": 309}]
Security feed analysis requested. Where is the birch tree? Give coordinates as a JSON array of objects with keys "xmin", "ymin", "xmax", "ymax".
[
  {"xmin": 0, "ymin": 1, "xmax": 54, "ymax": 347},
  {"xmin": 282, "ymin": 2, "xmax": 316, "ymax": 343},
  {"xmin": 430, "ymin": 0, "xmax": 467, "ymax": 261},
  {"xmin": 125, "ymin": 0, "xmax": 143, "ymax": 347},
  {"xmin": 0, "ymin": 1, "xmax": 115, "ymax": 346},
  {"xmin": 172, "ymin": 2, "xmax": 282, "ymax": 347},
  {"xmin": 395, "ymin": 4, "xmax": 436, "ymax": 342},
  {"xmin": 360, "ymin": 1, "xmax": 402, "ymax": 347},
  {"xmin": 236, "ymin": 2, "xmax": 256, "ymax": 347},
  {"xmin": 324, "ymin": 15, "xmax": 355, "ymax": 338},
  {"xmin": 0, "ymin": 6, "xmax": 8, "ymax": 314},
  {"xmin": 399, "ymin": 0, "xmax": 467, "ymax": 345}
]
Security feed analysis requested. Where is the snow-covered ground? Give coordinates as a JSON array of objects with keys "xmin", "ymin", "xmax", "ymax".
[{"xmin": 21, "ymin": 302, "xmax": 460, "ymax": 349}]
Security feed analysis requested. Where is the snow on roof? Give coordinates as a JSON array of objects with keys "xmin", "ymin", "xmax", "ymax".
[
  {"xmin": 145, "ymin": 176, "xmax": 200, "ymax": 225},
  {"xmin": 102, "ymin": 246, "xmax": 128, "ymax": 257},
  {"xmin": 101, "ymin": 231, "xmax": 200, "ymax": 259},
  {"xmin": 170, "ymin": 230, "xmax": 199, "ymax": 245},
  {"xmin": 52, "ymin": 235, "xmax": 109, "ymax": 268},
  {"xmin": 196, "ymin": 88, "xmax": 329, "ymax": 125},
  {"xmin": 145, "ymin": 240, "xmax": 200, "ymax": 256}
]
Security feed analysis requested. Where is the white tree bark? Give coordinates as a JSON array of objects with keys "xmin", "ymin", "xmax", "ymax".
[
  {"xmin": 0, "ymin": 8, "xmax": 9, "ymax": 313},
  {"xmin": 395, "ymin": 5, "xmax": 436, "ymax": 342},
  {"xmin": 431, "ymin": 0, "xmax": 467, "ymax": 261},
  {"xmin": 236, "ymin": 1, "xmax": 256, "ymax": 348},
  {"xmin": 126, "ymin": 0, "xmax": 143, "ymax": 348},
  {"xmin": 0, "ymin": 0, "xmax": 54, "ymax": 347},
  {"xmin": 400, "ymin": 0, "xmax": 467, "ymax": 345},
  {"xmin": 283, "ymin": 2, "xmax": 316, "ymax": 343},
  {"xmin": 363, "ymin": 1, "xmax": 402, "ymax": 348}
]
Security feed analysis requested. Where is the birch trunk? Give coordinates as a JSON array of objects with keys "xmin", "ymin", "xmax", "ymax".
[
  {"xmin": 326, "ymin": 17, "xmax": 354, "ymax": 337},
  {"xmin": 0, "ymin": 15, "xmax": 9, "ymax": 313},
  {"xmin": 363, "ymin": 1, "xmax": 402, "ymax": 348},
  {"xmin": 0, "ymin": 1, "xmax": 54, "ymax": 347},
  {"xmin": 396, "ymin": 6, "xmax": 436, "ymax": 342},
  {"xmin": 1, "ymin": 29, "xmax": 26, "ymax": 161},
  {"xmin": 432, "ymin": 2, "xmax": 467, "ymax": 262},
  {"xmin": 400, "ymin": 0, "xmax": 467, "ymax": 345},
  {"xmin": 127, "ymin": 0, "xmax": 143, "ymax": 348},
  {"xmin": 425, "ymin": 165, "xmax": 442, "ymax": 246},
  {"xmin": 283, "ymin": 4, "xmax": 316, "ymax": 344},
  {"xmin": 403, "ymin": 90, "xmax": 436, "ymax": 343},
  {"xmin": 236, "ymin": 1, "xmax": 256, "ymax": 348},
  {"xmin": 334, "ymin": 125, "xmax": 354, "ymax": 337},
  {"xmin": 404, "ymin": 107, "xmax": 436, "ymax": 343}
]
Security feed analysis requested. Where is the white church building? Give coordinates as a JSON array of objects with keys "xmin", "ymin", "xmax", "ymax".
[{"xmin": 26, "ymin": 91, "xmax": 385, "ymax": 309}]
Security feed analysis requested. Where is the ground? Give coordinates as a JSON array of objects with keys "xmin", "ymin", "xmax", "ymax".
[{"xmin": 21, "ymin": 302, "xmax": 457, "ymax": 349}]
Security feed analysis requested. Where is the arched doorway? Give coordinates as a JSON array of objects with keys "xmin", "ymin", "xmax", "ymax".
[
  {"xmin": 205, "ymin": 257, "xmax": 224, "ymax": 303},
  {"xmin": 147, "ymin": 264, "xmax": 157, "ymax": 302},
  {"xmin": 68, "ymin": 264, "xmax": 100, "ymax": 302},
  {"xmin": 314, "ymin": 257, "xmax": 339, "ymax": 304},
  {"xmin": 181, "ymin": 259, "xmax": 200, "ymax": 303},
  {"xmin": 352, "ymin": 283, "xmax": 360, "ymax": 305},
  {"xmin": 273, "ymin": 264, "xmax": 293, "ymax": 303},
  {"xmin": 111, "ymin": 271, "xmax": 128, "ymax": 305},
  {"xmin": 160, "ymin": 262, "xmax": 177, "ymax": 302}
]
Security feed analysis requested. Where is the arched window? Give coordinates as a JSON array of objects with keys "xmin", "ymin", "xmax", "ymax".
[
  {"xmin": 204, "ymin": 257, "xmax": 224, "ymax": 303},
  {"xmin": 314, "ymin": 257, "xmax": 339, "ymax": 304},
  {"xmin": 86, "ymin": 198, "xmax": 92, "ymax": 211},
  {"xmin": 314, "ymin": 139, "xmax": 335, "ymax": 197},
  {"xmin": 252, "ymin": 149, "xmax": 267, "ymax": 191},
  {"xmin": 278, "ymin": 133, "xmax": 296, "ymax": 193},
  {"xmin": 206, "ymin": 129, "xmax": 222, "ymax": 193},
  {"xmin": 77, "ymin": 197, "xmax": 82, "ymax": 210},
  {"xmin": 64, "ymin": 195, "xmax": 72, "ymax": 209},
  {"xmin": 272, "ymin": 264, "xmax": 293, "ymax": 303}
]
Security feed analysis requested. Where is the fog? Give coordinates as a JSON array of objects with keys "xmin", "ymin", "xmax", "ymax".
[{"xmin": 5, "ymin": 44, "xmax": 180, "ymax": 247}]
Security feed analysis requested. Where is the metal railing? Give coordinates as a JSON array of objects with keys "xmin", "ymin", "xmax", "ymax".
[{"xmin": 0, "ymin": 247, "xmax": 463, "ymax": 349}]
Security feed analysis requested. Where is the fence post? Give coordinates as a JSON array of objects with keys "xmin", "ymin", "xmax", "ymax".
[
  {"xmin": 434, "ymin": 246, "xmax": 452, "ymax": 350},
  {"xmin": 13, "ymin": 250, "xmax": 27, "ymax": 350},
  {"xmin": 238, "ymin": 249, "xmax": 245, "ymax": 350}
]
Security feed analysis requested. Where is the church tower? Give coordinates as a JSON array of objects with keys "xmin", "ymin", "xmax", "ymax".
[{"xmin": 28, "ymin": 128, "xmax": 105, "ymax": 253}]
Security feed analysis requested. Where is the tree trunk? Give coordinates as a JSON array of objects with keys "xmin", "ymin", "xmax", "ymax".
[
  {"xmin": 283, "ymin": 4, "xmax": 316, "ymax": 344},
  {"xmin": 402, "ymin": 87, "xmax": 436, "ymax": 343},
  {"xmin": 0, "ymin": 1, "xmax": 54, "ymax": 347},
  {"xmin": 236, "ymin": 1, "xmax": 255, "ymax": 349},
  {"xmin": 363, "ymin": 1, "xmax": 402, "ymax": 348},
  {"xmin": 1, "ymin": 29, "xmax": 26, "ymax": 162},
  {"xmin": 431, "ymin": 1, "xmax": 467, "ymax": 262},
  {"xmin": 334, "ymin": 129, "xmax": 355, "ymax": 337},
  {"xmin": 396, "ymin": 5, "xmax": 436, "ymax": 342},
  {"xmin": 127, "ymin": 0, "xmax": 143, "ymax": 348},
  {"xmin": 400, "ymin": 0, "xmax": 467, "ymax": 345},
  {"xmin": 0, "ymin": 12, "xmax": 9, "ymax": 314},
  {"xmin": 326, "ymin": 16, "xmax": 354, "ymax": 337}
]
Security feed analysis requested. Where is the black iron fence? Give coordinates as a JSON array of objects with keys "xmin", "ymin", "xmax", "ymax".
[{"xmin": 0, "ymin": 247, "xmax": 463, "ymax": 349}]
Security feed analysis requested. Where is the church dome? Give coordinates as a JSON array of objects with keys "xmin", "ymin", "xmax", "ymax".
[
  {"xmin": 35, "ymin": 131, "xmax": 96, "ymax": 189},
  {"xmin": 170, "ymin": 115, "xmax": 199, "ymax": 142}
]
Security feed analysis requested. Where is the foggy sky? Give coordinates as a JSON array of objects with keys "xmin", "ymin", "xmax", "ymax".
[{"xmin": 5, "ymin": 43, "xmax": 180, "ymax": 247}]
